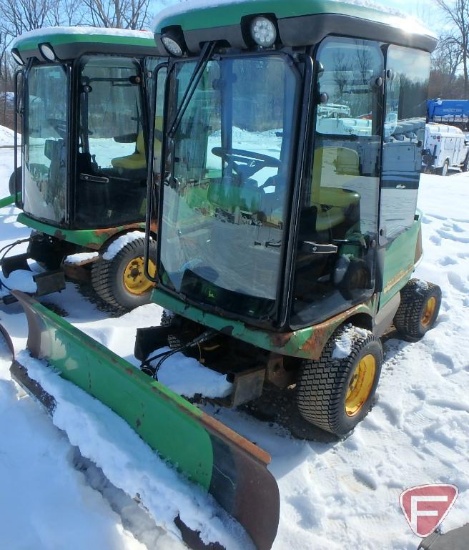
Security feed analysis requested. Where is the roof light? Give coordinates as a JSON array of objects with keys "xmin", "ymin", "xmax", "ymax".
[
  {"xmin": 11, "ymin": 48, "xmax": 24, "ymax": 66},
  {"xmin": 161, "ymin": 34, "xmax": 184, "ymax": 57},
  {"xmin": 250, "ymin": 16, "xmax": 277, "ymax": 48},
  {"xmin": 38, "ymin": 43, "xmax": 57, "ymax": 62}
]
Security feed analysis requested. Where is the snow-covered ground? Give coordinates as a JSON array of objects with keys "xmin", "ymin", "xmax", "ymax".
[{"xmin": 0, "ymin": 129, "xmax": 468, "ymax": 550}]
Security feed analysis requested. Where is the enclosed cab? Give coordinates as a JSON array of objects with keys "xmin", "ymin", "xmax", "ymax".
[
  {"xmin": 5, "ymin": 28, "xmax": 165, "ymax": 310},
  {"xmin": 142, "ymin": 0, "xmax": 441, "ymax": 437}
]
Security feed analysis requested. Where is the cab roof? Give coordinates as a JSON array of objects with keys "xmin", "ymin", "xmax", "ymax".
[
  {"xmin": 12, "ymin": 27, "xmax": 157, "ymax": 64},
  {"xmin": 153, "ymin": 0, "xmax": 437, "ymax": 55}
]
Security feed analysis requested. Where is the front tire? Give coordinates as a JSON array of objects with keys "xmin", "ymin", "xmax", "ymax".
[
  {"xmin": 393, "ymin": 278, "xmax": 441, "ymax": 342},
  {"xmin": 296, "ymin": 327, "xmax": 383, "ymax": 437},
  {"xmin": 91, "ymin": 237, "xmax": 156, "ymax": 311}
]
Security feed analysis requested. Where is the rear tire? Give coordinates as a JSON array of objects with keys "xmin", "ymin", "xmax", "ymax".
[
  {"xmin": 9, "ymin": 167, "xmax": 21, "ymax": 196},
  {"xmin": 463, "ymin": 153, "xmax": 469, "ymax": 172},
  {"xmin": 439, "ymin": 160, "xmax": 449, "ymax": 176},
  {"xmin": 296, "ymin": 326, "xmax": 383, "ymax": 437},
  {"xmin": 91, "ymin": 238, "xmax": 156, "ymax": 311},
  {"xmin": 393, "ymin": 278, "xmax": 441, "ymax": 341}
]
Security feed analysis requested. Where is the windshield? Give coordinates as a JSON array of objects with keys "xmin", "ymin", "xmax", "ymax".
[{"xmin": 159, "ymin": 54, "xmax": 298, "ymax": 319}]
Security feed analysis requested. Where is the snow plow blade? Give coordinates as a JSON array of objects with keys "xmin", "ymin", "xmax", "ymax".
[
  {"xmin": 11, "ymin": 290, "xmax": 280, "ymax": 550},
  {"xmin": 418, "ymin": 524, "xmax": 469, "ymax": 549},
  {"xmin": 0, "ymin": 322, "xmax": 14, "ymax": 359}
]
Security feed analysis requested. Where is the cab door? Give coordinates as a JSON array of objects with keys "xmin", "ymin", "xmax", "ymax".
[
  {"xmin": 291, "ymin": 37, "xmax": 384, "ymax": 328},
  {"xmin": 378, "ymin": 45, "xmax": 431, "ymax": 307}
]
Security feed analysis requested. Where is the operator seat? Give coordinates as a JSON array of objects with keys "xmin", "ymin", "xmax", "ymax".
[
  {"xmin": 111, "ymin": 131, "xmax": 146, "ymax": 172},
  {"xmin": 111, "ymin": 117, "xmax": 163, "ymax": 173}
]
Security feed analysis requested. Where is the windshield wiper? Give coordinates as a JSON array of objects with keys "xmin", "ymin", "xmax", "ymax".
[{"xmin": 168, "ymin": 41, "xmax": 217, "ymax": 138}]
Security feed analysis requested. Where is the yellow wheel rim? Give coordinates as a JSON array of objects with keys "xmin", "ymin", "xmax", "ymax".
[
  {"xmin": 123, "ymin": 256, "xmax": 156, "ymax": 296},
  {"xmin": 421, "ymin": 296, "xmax": 437, "ymax": 327},
  {"xmin": 345, "ymin": 354, "xmax": 376, "ymax": 417}
]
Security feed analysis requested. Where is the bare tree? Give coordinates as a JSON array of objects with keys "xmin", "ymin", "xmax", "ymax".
[
  {"xmin": 433, "ymin": 34, "xmax": 463, "ymax": 80},
  {"xmin": 0, "ymin": 0, "xmax": 55, "ymax": 37},
  {"xmin": 436, "ymin": 0, "xmax": 469, "ymax": 96},
  {"xmin": 430, "ymin": 32, "xmax": 463, "ymax": 98},
  {"xmin": 81, "ymin": 0, "xmax": 151, "ymax": 29},
  {"xmin": 354, "ymin": 40, "xmax": 374, "ymax": 85},
  {"xmin": 333, "ymin": 51, "xmax": 352, "ymax": 99},
  {"xmin": 0, "ymin": 0, "xmax": 153, "ymax": 129},
  {"xmin": 0, "ymin": 31, "xmax": 16, "ymax": 130},
  {"xmin": 0, "ymin": 0, "xmax": 152, "ymax": 46},
  {"xmin": 48, "ymin": 0, "xmax": 86, "ymax": 27},
  {"xmin": 0, "ymin": 0, "xmax": 84, "ymax": 78}
]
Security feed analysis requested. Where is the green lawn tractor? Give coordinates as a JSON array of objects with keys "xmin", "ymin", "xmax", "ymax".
[
  {"xmin": 2, "ymin": 27, "xmax": 165, "ymax": 310},
  {"xmin": 137, "ymin": 0, "xmax": 442, "ymax": 439},
  {"xmin": 3, "ymin": 3, "xmax": 443, "ymax": 549}
]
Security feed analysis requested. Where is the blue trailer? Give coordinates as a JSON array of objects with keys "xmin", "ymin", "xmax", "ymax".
[{"xmin": 427, "ymin": 99, "xmax": 469, "ymax": 129}]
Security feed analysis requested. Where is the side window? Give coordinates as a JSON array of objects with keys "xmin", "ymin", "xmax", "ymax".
[
  {"xmin": 310, "ymin": 37, "xmax": 383, "ymax": 238},
  {"xmin": 79, "ymin": 57, "xmax": 143, "ymax": 172},
  {"xmin": 380, "ymin": 46, "xmax": 431, "ymax": 243}
]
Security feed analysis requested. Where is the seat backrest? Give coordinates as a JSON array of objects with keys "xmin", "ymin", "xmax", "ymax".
[{"xmin": 136, "ymin": 131, "xmax": 145, "ymax": 156}]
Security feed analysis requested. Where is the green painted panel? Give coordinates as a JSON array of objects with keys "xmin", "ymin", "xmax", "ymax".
[
  {"xmin": 16, "ymin": 213, "xmax": 145, "ymax": 249},
  {"xmin": 15, "ymin": 291, "xmax": 280, "ymax": 549},
  {"xmin": 380, "ymin": 219, "xmax": 421, "ymax": 308},
  {"xmin": 150, "ymin": 288, "xmax": 373, "ymax": 360}
]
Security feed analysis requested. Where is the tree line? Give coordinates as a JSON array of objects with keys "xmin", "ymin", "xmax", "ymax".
[
  {"xmin": 0, "ymin": 0, "xmax": 175, "ymax": 128},
  {"xmin": 2, "ymin": 0, "xmax": 469, "ymax": 129},
  {"xmin": 430, "ymin": 0, "xmax": 469, "ymax": 98}
]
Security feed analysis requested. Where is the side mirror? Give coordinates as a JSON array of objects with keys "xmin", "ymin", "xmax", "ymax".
[{"xmin": 319, "ymin": 92, "xmax": 329, "ymax": 104}]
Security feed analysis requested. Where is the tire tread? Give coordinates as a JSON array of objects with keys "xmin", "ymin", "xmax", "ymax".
[{"xmin": 297, "ymin": 327, "xmax": 383, "ymax": 436}]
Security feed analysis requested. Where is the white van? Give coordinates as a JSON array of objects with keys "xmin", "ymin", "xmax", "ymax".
[{"xmin": 423, "ymin": 123, "xmax": 469, "ymax": 175}]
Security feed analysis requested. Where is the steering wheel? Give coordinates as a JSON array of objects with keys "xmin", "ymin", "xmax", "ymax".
[
  {"xmin": 211, "ymin": 147, "xmax": 281, "ymax": 179},
  {"xmin": 48, "ymin": 118, "xmax": 68, "ymax": 139}
]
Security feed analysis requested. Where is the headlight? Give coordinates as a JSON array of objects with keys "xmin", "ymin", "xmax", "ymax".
[
  {"xmin": 38, "ymin": 43, "xmax": 57, "ymax": 62},
  {"xmin": 250, "ymin": 16, "xmax": 277, "ymax": 48},
  {"xmin": 161, "ymin": 34, "xmax": 184, "ymax": 57},
  {"xmin": 11, "ymin": 48, "xmax": 24, "ymax": 65}
]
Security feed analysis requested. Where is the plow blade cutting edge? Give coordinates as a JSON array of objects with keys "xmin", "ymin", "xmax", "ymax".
[{"xmin": 8, "ymin": 291, "xmax": 280, "ymax": 550}]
